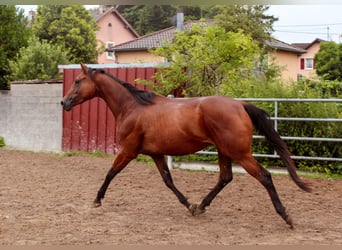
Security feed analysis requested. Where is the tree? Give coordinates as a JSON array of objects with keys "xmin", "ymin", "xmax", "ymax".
[
  {"xmin": 117, "ymin": 5, "xmax": 214, "ymax": 35},
  {"xmin": 146, "ymin": 24, "xmax": 260, "ymax": 97},
  {"xmin": 117, "ymin": 5, "xmax": 277, "ymax": 45},
  {"xmin": 9, "ymin": 37, "xmax": 70, "ymax": 80},
  {"xmin": 33, "ymin": 5, "xmax": 99, "ymax": 63},
  {"xmin": 214, "ymin": 5, "xmax": 278, "ymax": 48},
  {"xmin": 0, "ymin": 6, "xmax": 31, "ymax": 89},
  {"xmin": 118, "ymin": 5, "xmax": 180, "ymax": 35},
  {"xmin": 134, "ymin": 5, "xmax": 175, "ymax": 35},
  {"xmin": 314, "ymin": 41, "xmax": 342, "ymax": 81}
]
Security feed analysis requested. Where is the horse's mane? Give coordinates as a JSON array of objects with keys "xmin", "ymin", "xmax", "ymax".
[{"xmin": 91, "ymin": 68, "xmax": 156, "ymax": 105}]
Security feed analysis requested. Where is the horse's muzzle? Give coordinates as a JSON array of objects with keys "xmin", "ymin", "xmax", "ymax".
[{"xmin": 61, "ymin": 98, "xmax": 73, "ymax": 111}]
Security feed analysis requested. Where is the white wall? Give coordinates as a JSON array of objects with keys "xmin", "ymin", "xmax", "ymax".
[{"xmin": 0, "ymin": 83, "xmax": 63, "ymax": 152}]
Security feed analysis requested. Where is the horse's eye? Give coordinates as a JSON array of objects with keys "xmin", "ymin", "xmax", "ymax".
[{"xmin": 75, "ymin": 79, "xmax": 81, "ymax": 85}]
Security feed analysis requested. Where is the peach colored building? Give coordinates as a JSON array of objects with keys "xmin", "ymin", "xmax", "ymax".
[
  {"xmin": 94, "ymin": 7, "xmax": 139, "ymax": 64},
  {"xmin": 266, "ymin": 39, "xmax": 306, "ymax": 82},
  {"xmin": 292, "ymin": 39, "xmax": 324, "ymax": 79},
  {"xmin": 114, "ymin": 50, "xmax": 166, "ymax": 64},
  {"xmin": 109, "ymin": 23, "xmax": 182, "ymax": 64}
]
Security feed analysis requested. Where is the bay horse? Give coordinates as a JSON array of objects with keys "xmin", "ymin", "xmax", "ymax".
[{"xmin": 61, "ymin": 63, "xmax": 311, "ymax": 228}]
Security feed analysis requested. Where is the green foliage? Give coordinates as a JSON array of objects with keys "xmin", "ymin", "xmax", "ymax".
[
  {"xmin": 63, "ymin": 150, "xmax": 111, "ymax": 158},
  {"xmin": 9, "ymin": 37, "xmax": 70, "ymax": 80},
  {"xmin": 135, "ymin": 155, "xmax": 154, "ymax": 165},
  {"xmin": 33, "ymin": 5, "xmax": 99, "ymax": 63},
  {"xmin": 222, "ymin": 76, "xmax": 341, "ymax": 174},
  {"xmin": 0, "ymin": 6, "xmax": 32, "ymax": 89},
  {"xmin": 169, "ymin": 77, "xmax": 342, "ymax": 174},
  {"xmin": 127, "ymin": 5, "xmax": 176, "ymax": 35},
  {"xmin": 214, "ymin": 5, "xmax": 278, "ymax": 48},
  {"xmin": 315, "ymin": 41, "xmax": 342, "ymax": 81},
  {"xmin": 118, "ymin": 5, "xmax": 214, "ymax": 35},
  {"xmin": 145, "ymin": 24, "xmax": 260, "ymax": 97},
  {"xmin": 0, "ymin": 136, "xmax": 5, "ymax": 147},
  {"xmin": 117, "ymin": 5, "xmax": 277, "ymax": 40}
]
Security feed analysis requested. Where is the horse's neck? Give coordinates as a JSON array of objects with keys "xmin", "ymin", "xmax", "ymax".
[{"xmin": 96, "ymin": 77, "xmax": 135, "ymax": 118}]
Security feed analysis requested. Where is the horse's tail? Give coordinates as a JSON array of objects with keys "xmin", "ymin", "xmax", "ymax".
[{"xmin": 243, "ymin": 102, "xmax": 312, "ymax": 192}]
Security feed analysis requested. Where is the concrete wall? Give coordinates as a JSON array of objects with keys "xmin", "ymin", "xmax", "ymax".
[{"xmin": 0, "ymin": 82, "xmax": 63, "ymax": 152}]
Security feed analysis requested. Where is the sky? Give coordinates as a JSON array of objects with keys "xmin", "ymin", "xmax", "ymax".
[
  {"xmin": 267, "ymin": 5, "xmax": 342, "ymax": 44},
  {"xmin": 18, "ymin": 4, "xmax": 342, "ymax": 44}
]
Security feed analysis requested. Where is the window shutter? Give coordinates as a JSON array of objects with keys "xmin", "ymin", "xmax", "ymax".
[{"xmin": 300, "ymin": 58, "xmax": 305, "ymax": 70}]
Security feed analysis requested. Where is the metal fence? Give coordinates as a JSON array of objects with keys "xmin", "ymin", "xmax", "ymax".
[{"xmin": 168, "ymin": 98, "xmax": 342, "ymax": 169}]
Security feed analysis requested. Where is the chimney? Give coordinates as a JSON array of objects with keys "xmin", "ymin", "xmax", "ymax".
[
  {"xmin": 28, "ymin": 10, "xmax": 36, "ymax": 21},
  {"xmin": 176, "ymin": 8, "xmax": 184, "ymax": 30},
  {"xmin": 171, "ymin": 8, "xmax": 184, "ymax": 30},
  {"xmin": 27, "ymin": 10, "xmax": 36, "ymax": 27}
]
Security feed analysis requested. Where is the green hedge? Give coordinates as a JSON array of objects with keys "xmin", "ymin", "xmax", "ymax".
[{"xmin": 174, "ymin": 78, "xmax": 342, "ymax": 174}]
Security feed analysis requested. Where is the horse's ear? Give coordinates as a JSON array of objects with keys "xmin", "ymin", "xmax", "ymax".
[{"xmin": 80, "ymin": 63, "xmax": 88, "ymax": 74}]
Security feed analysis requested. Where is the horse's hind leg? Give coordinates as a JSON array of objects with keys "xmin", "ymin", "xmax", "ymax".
[
  {"xmin": 192, "ymin": 152, "xmax": 233, "ymax": 216},
  {"xmin": 151, "ymin": 154, "xmax": 192, "ymax": 210},
  {"xmin": 236, "ymin": 154, "xmax": 293, "ymax": 228}
]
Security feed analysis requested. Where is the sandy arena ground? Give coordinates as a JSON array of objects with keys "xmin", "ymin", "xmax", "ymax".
[{"xmin": 1, "ymin": 149, "xmax": 342, "ymax": 245}]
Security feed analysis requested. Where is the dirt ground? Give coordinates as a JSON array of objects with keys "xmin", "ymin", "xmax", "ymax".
[{"xmin": 1, "ymin": 148, "xmax": 342, "ymax": 245}]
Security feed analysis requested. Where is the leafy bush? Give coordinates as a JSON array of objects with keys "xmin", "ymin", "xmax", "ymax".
[
  {"xmin": 145, "ymin": 24, "xmax": 260, "ymax": 97},
  {"xmin": 174, "ymin": 77, "xmax": 342, "ymax": 174},
  {"xmin": 8, "ymin": 37, "xmax": 69, "ymax": 81},
  {"xmin": 314, "ymin": 41, "xmax": 342, "ymax": 81},
  {"xmin": 0, "ymin": 6, "xmax": 31, "ymax": 90}
]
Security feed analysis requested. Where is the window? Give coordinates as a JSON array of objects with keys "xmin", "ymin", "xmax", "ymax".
[
  {"xmin": 106, "ymin": 41, "xmax": 115, "ymax": 60},
  {"xmin": 300, "ymin": 58, "xmax": 314, "ymax": 70},
  {"xmin": 305, "ymin": 58, "xmax": 314, "ymax": 69}
]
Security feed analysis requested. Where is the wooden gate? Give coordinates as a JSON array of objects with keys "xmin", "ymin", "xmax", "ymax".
[{"xmin": 61, "ymin": 64, "xmax": 159, "ymax": 154}]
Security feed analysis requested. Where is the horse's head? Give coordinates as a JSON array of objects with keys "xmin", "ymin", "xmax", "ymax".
[{"xmin": 61, "ymin": 63, "xmax": 98, "ymax": 111}]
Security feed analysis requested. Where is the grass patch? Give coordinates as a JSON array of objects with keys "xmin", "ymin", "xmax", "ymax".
[
  {"xmin": 0, "ymin": 136, "xmax": 5, "ymax": 147},
  {"xmin": 134, "ymin": 155, "xmax": 154, "ymax": 166},
  {"xmin": 63, "ymin": 150, "xmax": 111, "ymax": 158},
  {"xmin": 298, "ymin": 171, "xmax": 342, "ymax": 180}
]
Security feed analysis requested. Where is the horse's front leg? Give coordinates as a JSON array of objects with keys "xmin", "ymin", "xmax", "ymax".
[
  {"xmin": 93, "ymin": 152, "xmax": 135, "ymax": 207},
  {"xmin": 151, "ymin": 154, "xmax": 192, "ymax": 211}
]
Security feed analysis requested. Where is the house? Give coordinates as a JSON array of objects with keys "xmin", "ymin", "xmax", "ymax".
[
  {"xmin": 266, "ymin": 39, "xmax": 307, "ymax": 82},
  {"xmin": 292, "ymin": 38, "xmax": 324, "ymax": 80},
  {"xmin": 93, "ymin": 6, "xmax": 139, "ymax": 64},
  {"xmin": 108, "ymin": 20, "xmax": 210, "ymax": 64},
  {"xmin": 108, "ymin": 19, "xmax": 322, "ymax": 82}
]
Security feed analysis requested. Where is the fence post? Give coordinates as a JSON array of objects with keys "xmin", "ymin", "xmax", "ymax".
[
  {"xmin": 274, "ymin": 100, "xmax": 278, "ymax": 131},
  {"xmin": 167, "ymin": 155, "xmax": 173, "ymax": 170},
  {"xmin": 274, "ymin": 100, "xmax": 278, "ymax": 157}
]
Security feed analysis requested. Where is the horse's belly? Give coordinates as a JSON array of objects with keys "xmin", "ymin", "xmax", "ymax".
[{"xmin": 141, "ymin": 136, "xmax": 211, "ymax": 156}]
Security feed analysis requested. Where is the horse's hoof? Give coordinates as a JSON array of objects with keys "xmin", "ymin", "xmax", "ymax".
[
  {"xmin": 189, "ymin": 204, "xmax": 197, "ymax": 216},
  {"xmin": 189, "ymin": 204, "xmax": 205, "ymax": 216},
  {"xmin": 286, "ymin": 215, "xmax": 294, "ymax": 229},
  {"xmin": 93, "ymin": 200, "xmax": 102, "ymax": 208},
  {"xmin": 194, "ymin": 206, "xmax": 206, "ymax": 216}
]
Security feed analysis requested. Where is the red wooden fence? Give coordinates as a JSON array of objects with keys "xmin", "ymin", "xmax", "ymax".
[{"xmin": 61, "ymin": 65, "xmax": 158, "ymax": 154}]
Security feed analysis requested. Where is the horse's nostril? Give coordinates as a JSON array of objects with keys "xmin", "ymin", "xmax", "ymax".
[{"xmin": 60, "ymin": 100, "xmax": 64, "ymax": 106}]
